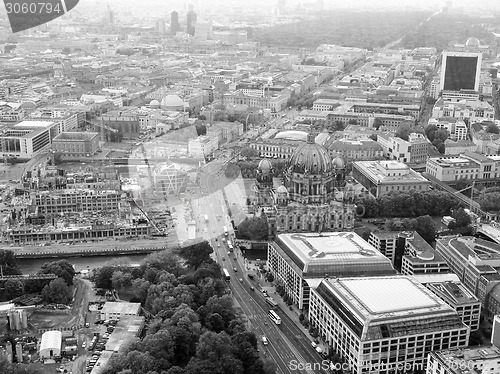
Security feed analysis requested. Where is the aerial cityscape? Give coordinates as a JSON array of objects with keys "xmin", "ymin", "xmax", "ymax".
[{"xmin": 1, "ymin": 0, "xmax": 500, "ymax": 374}]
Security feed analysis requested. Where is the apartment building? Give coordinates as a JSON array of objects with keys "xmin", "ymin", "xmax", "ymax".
[
  {"xmin": 188, "ymin": 135, "xmax": 218, "ymax": 158},
  {"xmin": 377, "ymin": 133, "xmax": 430, "ymax": 164}
]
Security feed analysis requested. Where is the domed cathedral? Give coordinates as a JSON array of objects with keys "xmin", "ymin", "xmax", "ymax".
[{"xmin": 254, "ymin": 133, "xmax": 356, "ymax": 239}]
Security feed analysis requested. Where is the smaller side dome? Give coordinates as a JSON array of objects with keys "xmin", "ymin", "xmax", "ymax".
[
  {"xmin": 465, "ymin": 37, "xmax": 480, "ymax": 47},
  {"xmin": 332, "ymin": 156, "xmax": 344, "ymax": 169},
  {"xmin": 258, "ymin": 159, "xmax": 273, "ymax": 173},
  {"xmin": 150, "ymin": 99, "xmax": 160, "ymax": 107},
  {"xmin": 277, "ymin": 185, "xmax": 288, "ymax": 194}
]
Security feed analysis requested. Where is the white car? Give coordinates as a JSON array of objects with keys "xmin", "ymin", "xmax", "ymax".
[
  {"xmin": 261, "ymin": 336, "xmax": 268, "ymax": 345},
  {"xmin": 82, "ymin": 341, "xmax": 86, "ymax": 348}
]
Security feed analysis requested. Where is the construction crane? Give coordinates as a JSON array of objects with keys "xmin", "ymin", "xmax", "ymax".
[
  {"xmin": 139, "ymin": 143, "xmax": 155, "ymax": 194},
  {"xmin": 83, "ymin": 119, "xmax": 118, "ymax": 147}
]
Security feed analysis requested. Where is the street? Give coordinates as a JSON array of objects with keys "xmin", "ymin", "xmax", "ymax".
[{"xmin": 189, "ymin": 160, "xmax": 329, "ymax": 374}]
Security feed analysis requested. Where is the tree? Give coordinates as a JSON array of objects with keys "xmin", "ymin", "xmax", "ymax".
[
  {"xmin": 453, "ymin": 208, "xmax": 472, "ymax": 228},
  {"xmin": 142, "ymin": 251, "xmax": 181, "ymax": 276},
  {"xmin": 42, "ymin": 278, "xmax": 72, "ymax": 304},
  {"xmin": 236, "ymin": 216, "xmax": 269, "ymax": 241},
  {"xmin": 39, "ymin": 260, "xmax": 75, "ymax": 286},
  {"xmin": 369, "ymin": 134, "xmax": 378, "ymax": 141},
  {"xmin": 178, "ymin": 242, "xmax": 213, "ymax": 269},
  {"xmin": 240, "ymin": 147, "xmax": 259, "ymax": 158},
  {"xmin": 92, "ymin": 266, "xmax": 116, "ymax": 289},
  {"xmin": 413, "ymin": 215, "xmax": 437, "ymax": 244},
  {"xmin": 373, "ymin": 118, "xmax": 383, "ymax": 130},
  {"xmin": 0, "ymin": 250, "xmax": 21, "ymax": 275},
  {"xmin": 3, "ymin": 279, "xmax": 24, "ymax": 300},
  {"xmin": 112, "ymin": 271, "xmax": 133, "ymax": 290},
  {"xmin": 266, "ymin": 272, "xmax": 274, "ymax": 282},
  {"xmin": 425, "ymin": 124, "xmax": 438, "ymax": 142},
  {"xmin": 395, "ymin": 124, "xmax": 411, "ymax": 141},
  {"xmin": 485, "ymin": 123, "xmax": 499, "ymax": 134},
  {"xmin": 195, "ymin": 124, "xmax": 207, "ymax": 136}
]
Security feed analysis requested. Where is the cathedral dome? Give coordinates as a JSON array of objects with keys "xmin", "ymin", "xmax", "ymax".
[
  {"xmin": 288, "ymin": 139, "xmax": 332, "ymax": 175},
  {"xmin": 161, "ymin": 94, "xmax": 184, "ymax": 108},
  {"xmin": 277, "ymin": 185, "xmax": 288, "ymax": 194},
  {"xmin": 465, "ymin": 37, "xmax": 480, "ymax": 47},
  {"xmin": 258, "ymin": 159, "xmax": 273, "ymax": 173},
  {"xmin": 332, "ymin": 156, "xmax": 345, "ymax": 170}
]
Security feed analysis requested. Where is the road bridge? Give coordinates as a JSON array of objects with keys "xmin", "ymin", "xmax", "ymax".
[{"xmin": 0, "ymin": 273, "xmax": 57, "ymax": 281}]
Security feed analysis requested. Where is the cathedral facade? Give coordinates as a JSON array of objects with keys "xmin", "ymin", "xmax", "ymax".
[{"xmin": 254, "ymin": 134, "xmax": 356, "ymax": 238}]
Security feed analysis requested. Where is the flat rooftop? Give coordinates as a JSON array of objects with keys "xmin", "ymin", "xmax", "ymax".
[
  {"xmin": 353, "ymin": 160, "xmax": 429, "ymax": 184},
  {"xmin": 340, "ymin": 277, "xmax": 439, "ymax": 314},
  {"xmin": 427, "ymin": 281, "xmax": 479, "ymax": 305},
  {"xmin": 54, "ymin": 132, "xmax": 98, "ymax": 140},
  {"xmin": 441, "ymin": 236, "xmax": 500, "ymax": 261},
  {"xmin": 100, "ymin": 301, "xmax": 141, "ymax": 316},
  {"xmin": 13, "ymin": 120, "xmax": 55, "ymax": 129},
  {"xmin": 275, "ymin": 232, "xmax": 395, "ymax": 277}
]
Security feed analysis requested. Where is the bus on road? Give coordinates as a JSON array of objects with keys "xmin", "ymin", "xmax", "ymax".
[
  {"xmin": 265, "ymin": 297, "xmax": 278, "ymax": 309},
  {"xmin": 227, "ymin": 240, "xmax": 234, "ymax": 251},
  {"xmin": 223, "ymin": 226, "xmax": 228, "ymax": 236},
  {"xmin": 268, "ymin": 310, "xmax": 281, "ymax": 325},
  {"xmin": 222, "ymin": 268, "xmax": 230, "ymax": 281}
]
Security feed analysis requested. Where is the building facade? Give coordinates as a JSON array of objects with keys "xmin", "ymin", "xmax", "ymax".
[
  {"xmin": 260, "ymin": 134, "xmax": 357, "ymax": 238},
  {"xmin": 267, "ymin": 232, "xmax": 395, "ymax": 310},
  {"xmin": 426, "ymin": 281, "xmax": 481, "ymax": 331},
  {"xmin": 51, "ymin": 132, "xmax": 99, "ymax": 157},
  {"xmin": 0, "ymin": 120, "xmax": 59, "ymax": 159},
  {"xmin": 309, "ymin": 276, "xmax": 469, "ymax": 374},
  {"xmin": 352, "ymin": 160, "xmax": 431, "ymax": 198}
]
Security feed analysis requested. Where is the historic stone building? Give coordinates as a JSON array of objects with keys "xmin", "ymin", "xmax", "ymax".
[{"xmin": 254, "ymin": 134, "xmax": 355, "ymax": 238}]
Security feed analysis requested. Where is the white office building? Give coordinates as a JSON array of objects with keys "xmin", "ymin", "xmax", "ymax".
[
  {"xmin": 309, "ymin": 276, "xmax": 470, "ymax": 374},
  {"xmin": 267, "ymin": 232, "xmax": 395, "ymax": 310}
]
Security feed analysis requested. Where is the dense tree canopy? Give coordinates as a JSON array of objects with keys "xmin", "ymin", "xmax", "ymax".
[
  {"xmin": 237, "ymin": 216, "xmax": 269, "ymax": 241},
  {"xmin": 39, "ymin": 260, "xmax": 75, "ymax": 286},
  {"xmin": 98, "ymin": 241, "xmax": 270, "ymax": 374},
  {"xmin": 0, "ymin": 249, "xmax": 21, "ymax": 275},
  {"xmin": 358, "ymin": 190, "xmax": 463, "ymax": 219},
  {"xmin": 178, "ymin": 242, "xmax": 213, "ymax": 270},
  {"xmin": 386, "ymin": 215, "xmax": 437, "ymax": 244},
  {"xmin": 253, "ymin": 10, "xmax": 430, "ymax": 49},
  {"xmin": 485, "ymin": 123, "xmax": 500, "ymax": 134},
  {"xmin": 42, "ymin": 278, "xmax": 72, "ymax": 304}
]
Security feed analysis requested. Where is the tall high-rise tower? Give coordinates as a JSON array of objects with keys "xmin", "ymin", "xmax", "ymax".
[
  {"xmin": 187, "ymin": 10, "xmax": 197, "ymax": 36},
  {"xmin": 440, "ymin": 51, "xmax": 482, "ymax": 92},
  {"xmin": 170, "ymin": 11, "xmax": 179, "ymax": 35}
]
